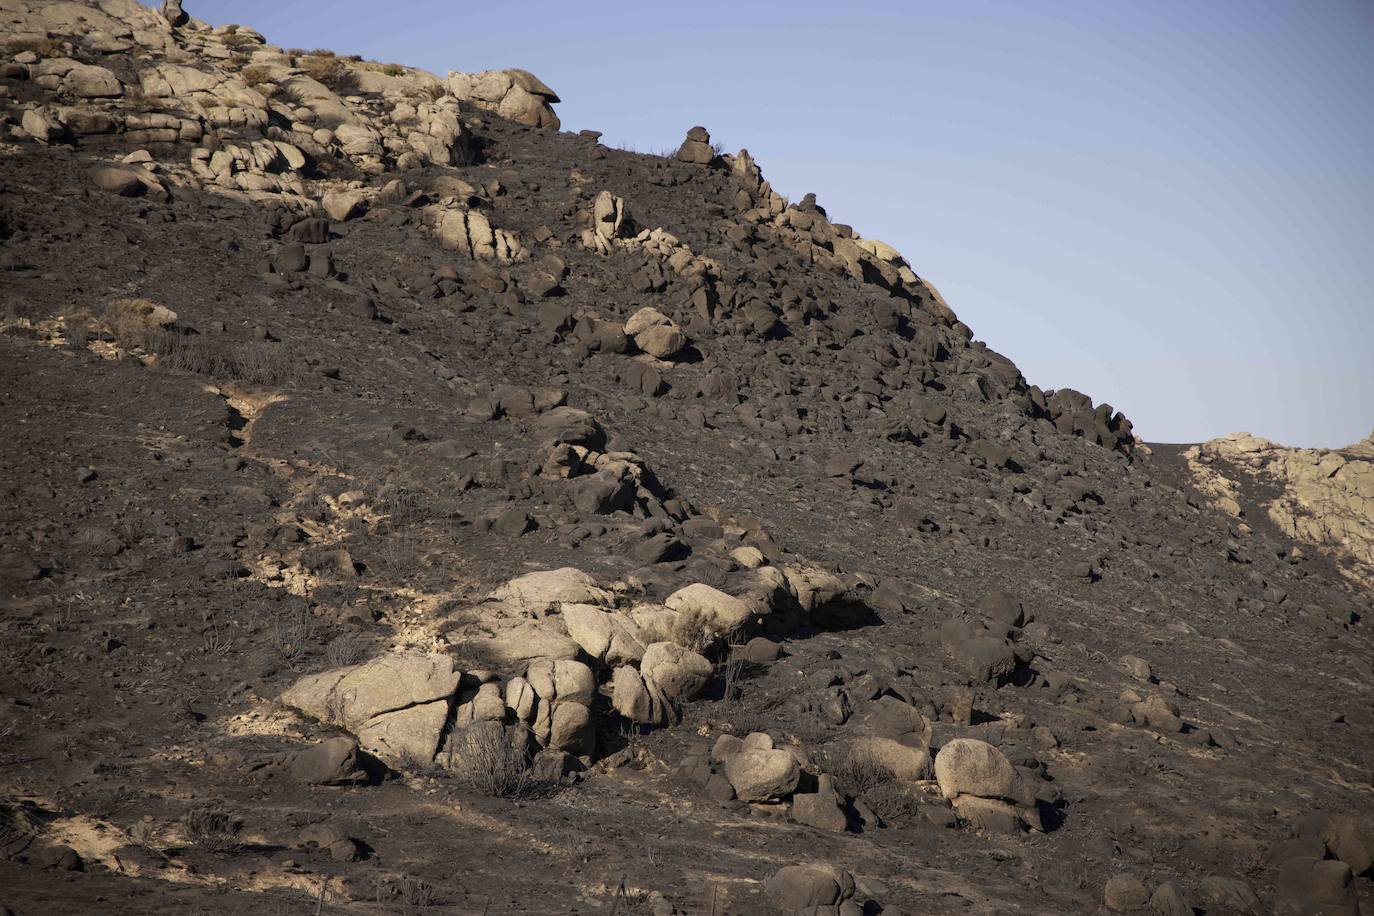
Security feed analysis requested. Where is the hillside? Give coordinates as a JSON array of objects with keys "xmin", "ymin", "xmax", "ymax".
[{"xmin": 0, "ymin": 2, "xmax": 1370, "ymax": 914}]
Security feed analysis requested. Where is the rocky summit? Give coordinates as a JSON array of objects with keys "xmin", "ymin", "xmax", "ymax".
[{"xmin": 0, "ymin": 3, "xmax": 1370, "ymax": 915}]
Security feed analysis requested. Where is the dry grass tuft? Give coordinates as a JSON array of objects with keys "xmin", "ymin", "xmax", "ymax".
[
  {"xmin": 445, "ymin": 725, "xmax": 557, "ymax": 799},
  {"xmin": 297, "ymin": 54, "xmax": 357, "ymax": 94},
  {"xmin": 182, "ymin": 804, "xmax": 240, "ymax": 853}
]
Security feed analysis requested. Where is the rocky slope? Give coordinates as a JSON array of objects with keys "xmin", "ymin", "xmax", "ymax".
[{"xmin": 0, "ymin": 2, "xmax": 1370, "ymax": 914}]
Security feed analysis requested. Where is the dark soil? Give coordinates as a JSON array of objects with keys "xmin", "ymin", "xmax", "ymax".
[{"xmin": 1, "ymin": 77, "xmax": 1371, "ymax": 916}]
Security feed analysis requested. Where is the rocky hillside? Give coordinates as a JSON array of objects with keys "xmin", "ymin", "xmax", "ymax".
[{"xmin": 0, "ymin": 2, "xmax": 1370, "ymax": 914}]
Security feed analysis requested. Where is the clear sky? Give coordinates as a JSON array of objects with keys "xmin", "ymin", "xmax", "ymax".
[{"xmin": 184, "ymin": 0, "xmax": 1374, "ymax": 447}]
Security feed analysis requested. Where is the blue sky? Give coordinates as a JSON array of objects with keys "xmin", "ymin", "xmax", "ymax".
[{"xmin": 186, "ymin": 0, "xmax": 1374, "ymax": 447}]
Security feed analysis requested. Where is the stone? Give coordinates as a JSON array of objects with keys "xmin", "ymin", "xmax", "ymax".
[
  {"xmin": 489, "ymin": 567, "xmax": 611, "ymax": 611},
  {"xmin": 610, "ymin": 664, "xmax": 673, "ymax": 726},
  {"xmin": 712, "ymin": 734, "xmax": 745, "ymax": 762},
  {"xmin": 676, "ymin": 126, "xmax": 715, "ymax": 164},
  {"xmin": 637, "ymin": 324, "xmax": 687, "ymax": 359},
  {"xmin": 941, "ymin": 626, "xmax": 1017, "ymax": 684},
  {"xmin": 281, "ymin": 652, "xmax": 459, "ymax": 730},
  {"xmin": 639, "ymin": 642, "xmax": 712, "ymax": 701},
  {"xmin": 1276, "ymin": 857, "xmax": 1359, "ymax": 915},
  {"xmin": 624, "ymin": 307, "xmax": 688, "ymax": 359},
  {"xmin": 290, "ymin": 736, "xmax": 369, "ymax": 785},
  {"xmin": 1103, "ymin": 873, "xmax": 1150, "ymax": 911},
  {"xmin": 322, "ymin": 189, "xmax": 367, "ymax": 222},
  {"xmin": 740, "ymin": 636, "xmax": 782, "ymax": 663},
  {"xmin": 791, "ymin": 774, "xmax": 848, "ymax": 832},
  {"xmin": 723, "ymin": 746, "xmax": 800, "ymax": 801},
  {"xmin": 731, "ymin": 545, "xmax": 767, "ymax": 569},
  {"xmin": 562, "ymin": 604, "xmax": 646, "ymax": 666},
  {"xmin": 21, "ymin": 107, "xmax": 64, "ymax": 144},
  {"xmin": 1196, "ymin": 877, "xmax": 1261, "ymax": 916},
  {"xmin": 1120, "ymin": 655, "xmax": 1153, "ymax": 681},
  {"xmin": 446, "ymin": 68, "xmax": 560, "ymax": 129},
  {"xmin": 492, "ymin": 507, "xmax": 532, "ymax": 537},
  {"xmin": 161, "ymin": 0, "xmax": 188, "ymax": 25},
  {"xmin": 934, "ymin": 739, "xmax": 1032, "ymax": 806},
  {"xmin": 91, "ymin": 166, "xmax": 146, "ymax": 197},
  {"xmin": 62, "ymin": 63, "xmax": 122, "ymax": 98},
  {"xmin": 1148, "ymin": 882, "xmax": 1193, "ymax": 916},
  {"xmin": 593, "ymin": 190, "xmax": 626, "ymax": 239},
  {"xmin": 847, "ymin": 736, "xmax": 930, "ymax": 781},
  {"xmin": 764, "ymin": 865, "xmax": 855, "ymax": 912},
  {"xmin": 280, "ymin": 653, "xmax": 460, "ymax": 765},
  {"xmin": 953, "ymin": 795, "xmax": 1022, "ymax": 834},
  {"xmin": 1312, "ymin": 811, "xmax": 1374, "ymax": 876},
  {"xmin": 977, "ymin": 591, "xmax": 1025, "ymax": 627},
  {"xmin": 664, "ymin": 583, "xmax": 754, "ymax": 634},
  {"xmin": 354, "ymin": 700, "xmax": 452, "ymax": 764}
]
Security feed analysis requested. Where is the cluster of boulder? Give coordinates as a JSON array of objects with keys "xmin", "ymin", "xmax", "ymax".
[
  {"xmin": 0, "ymin": 0, "xmax": 555, "ymax": 223},
  {"xmin": 579, "ymin": 189, "xmax": 720, "ymax": 280},
  {"xmin": 278, "ymin": 555, "xmax": 880, "ymax": 775}
]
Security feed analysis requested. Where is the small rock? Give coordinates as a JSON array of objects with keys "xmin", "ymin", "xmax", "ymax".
[{"xmin": 1103, "ymin": 873, "xmax": 1149, "ymax": 911}]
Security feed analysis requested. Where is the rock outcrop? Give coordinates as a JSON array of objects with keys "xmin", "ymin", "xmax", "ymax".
[{"xmin": 1185, "ymin": 430, "xmax": 1374, "ymax": 583}]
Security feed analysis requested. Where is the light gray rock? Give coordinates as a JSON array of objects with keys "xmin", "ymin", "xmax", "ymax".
[
  {"xmin": 321, "ymin": 189, "xmax": 366, "ymax": 222},
  {"xmin": 664, "ymin": 583, "xmax": 753, "ymax": 634},
  {"xmin": 934, "ymin": 738, "xmax": 1034, "ymax": 806},
  {"xmin": 489, "ymin": 567, "xmax": 611, "ymax": 611},
  {"xmin": 639, "ymin": 642, "xmax": 712, "ymax": 702},
  {"xmin": 724, "ymin": 746, "xmax": 801, "ymax": 801},
  {"xmin": 280, "ymin": 652, "xmax": 461, "ymax": 766}
]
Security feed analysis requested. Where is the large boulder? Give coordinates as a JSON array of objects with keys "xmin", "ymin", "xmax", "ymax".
[
  {"xmin": 934, "ymin": 738, "xmax": 1030, "ymax": 804},
  {"xmin": 593, "ymin": 190, "xmax": 627, "ymax": 240},
  {"xmin": 525, "ymin": 657, "xmax": 597, "ymax": 756},
  {"xmin": 791, "ymin": 774, "xmax": 848, "ymax": 832},
  {"xmin": 639, "ymin": 642, "xmax": 712, "ymax": 702},
  {"xmin": 280, "ymin": 653, "xmax": 461, "ymax": 765},
  {"xmin": 724, "ymin": 745, "xmax": 801, "ymax": 802},
  {"xmin": 664, "ymin": 583, "xmax": 754, "ymax": 635},
  {"xmin": 63, "ymin": 62, "xmax": 122, "ymax": 98},
  {"xmin": 764, "ymin": 864, "xmax": 856, "ymax": 913},
  {"xmin": 561, "ymin": 604, "xmax": 646, "ymax": 666},
  {"xmin": 489, "ymin": 567, "xmax": 612, "ymax": 612},
  {"xmin": 610, "ymin": 664, "xmax": 674, "ymax": 726},
  {"xmin": 464, "ymin": 621, "xmax": 582, "ymax": 667},
  {"xmin": 322, "ymin": 189, "xmax": 367, "ymax": 222},
  {"xmin": 1276, "ymin": 857, "xmax": 1360, "ymax": 916},
  {"xmin": 623, "ymin": 307, "xmax": 687, "ymax": 359},
  {"xmin": 847, "ymin": 736, "xmax": 930, "ymax": 781}
]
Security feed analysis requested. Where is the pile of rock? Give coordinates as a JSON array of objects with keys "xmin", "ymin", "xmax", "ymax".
[
  {"xmin": 675, "ymin": 125, "xmax": 714, "ymax": 164},
  {"xmin": 278, "ymin": 556, "xmax": 876, "ymax": 773},
  {"xmin": 579, "ymin": 191, "xmax": 720, "ymax": 280},
  {"xmin": 445, "ymin": 68, "xmax": 560, "ymax": 129}
]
